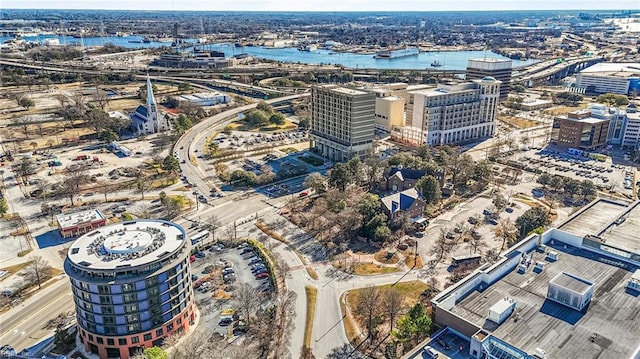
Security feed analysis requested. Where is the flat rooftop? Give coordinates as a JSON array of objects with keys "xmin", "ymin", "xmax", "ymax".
[
  {"xmin": 597, "ymin": 201, "xmax": 640, "ymax": 256},
  {"xmin": 550, "ymin": 272, "xmax": 593, "ymax": 294},
  {"xmin": 579, "ymin": 62, "xmax": 640, "ymax": 77},
  {"xmin": 56, "ymin": 209, "xmax": 105, "ymax": 229},
  {"xmin": 67, "ymin": 220, "xmax": 186, "ymax": 270},
  {"xmin": 451, "ymin": 242, "xmax": 640, "ymax": 359},
  {"xmin": 558, "ymin": 199, "xmax": 627, "ymax": 238},
  {"xmin": 330, "ymin": 87, "xmax": 368, "ymax": 96}
]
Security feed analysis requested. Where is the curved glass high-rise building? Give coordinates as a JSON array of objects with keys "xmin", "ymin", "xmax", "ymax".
[{"xmin": 64, "ymin": 220, "xmax": 195, "ymax": 359}]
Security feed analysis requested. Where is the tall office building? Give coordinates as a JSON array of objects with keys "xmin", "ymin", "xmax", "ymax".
[
  {"xmin": 65, "ymin": 220, "xmax": 195, "ymax": 359},
  {"xmin": 410, "ymin": 78, "xmax": 501, "ymax": 146},
  {"xmin": 466, "ymin": 58, "xmax": 512, "ymax": 99},
  {"xmin": 310, "ymin": 85, "xmax": 376, "ymax": 161}
]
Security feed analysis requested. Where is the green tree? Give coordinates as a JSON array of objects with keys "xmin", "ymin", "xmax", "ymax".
[
  {"xmin": 328, "ymin": 163, "xmax": 354, "ymax": 191},
  {"xmin": 144, "ymin": 347, "xmax": 168, "ymax": 359},
  {"xmin": 563, "ymin": 178, "xmax": 581, "ymax": 197},
  {"xmin": 515, "ymin": 207, "xmax": 550, "ymax": 238},
  {"xmin": 256, "ymin": 101, "xmax": 273, "ymax": 114},
  {"xmin": 269, "ymin": 112, "xmax": 286, "ymax": 126},
  {"xmin": 245, "ymin": 109, "xmax": 269, "ymax": 127},
  {"xmin": 298, "ymin": 118, "xmax": 310, "ymax": 130},
  {"xmin": 596, "ymin": 93, "xmax": 629, "ymax": 106},
  {"xmin": 0, "ymin": 199, "xmax": 8, "ymax": 217},
  {"xmin": 177, "ymin": 82, "xmax": 191, "ymax": 94},
  {"xmin": 358, "ymin": 193, "xmax": 380, "ymax": 224},
  {"xmin": 580, "ymin": 180, "xmax": 596, "ymax": 198},
  {"xmin": 537, "ymin": 173, "xmax": 551, "ymax": 188},
  {"xmin": 415, "ymin": 175, "xmax": 441, "ymax": 205},
  {"xmin": 18, "ymin": 97, "xmax": 35, "ymax": 110},
  {"xmin": 373, "ymin": 225, "xmax": 392, "ymax": 242},
  {"xmin": 162, "ymin": 155, "xmax": 180, "ymax": 174},
  {"xmin": 393, "ymin": 302, "xmax": 432, "ymax": 347},
  {"xmin": 511, "ymin": 84, "xmax": 526, "ymax": 93},
  {"xmin": 230, "ymin": 169, "xmax": 256, "ymax": 186}
]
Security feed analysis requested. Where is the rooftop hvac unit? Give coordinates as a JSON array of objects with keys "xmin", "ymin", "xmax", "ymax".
[
  {"xmin": 534, "ymin": 261, "xmax": 545, "ymax": 273},
  {"xmin": 518, "ymin": 264, "xmax": 527, "ymax": 273},
  {"xmin": 546, "ymin": 251, "xmax": 559, "ymax": 261},
  {"xmin": 537, "ymin": 244, "xmax": 547, "ymax": 253},
  {"xmin": 533, "ymin": 348, "xmax": 547, "ymax": 359},
  {"xmin": 487, "ymin": 297, "xmax": 516, "ymax": 325}
]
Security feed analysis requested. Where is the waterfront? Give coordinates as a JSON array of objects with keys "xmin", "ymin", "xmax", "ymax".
[{"xmin": 1, "ymin": 34, "xmax": 538, "ymax": 70}]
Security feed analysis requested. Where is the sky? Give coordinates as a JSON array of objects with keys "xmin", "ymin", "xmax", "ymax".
[{"xmin": 2, "ymin": 0, "xmax": 639, "ymax": 11}]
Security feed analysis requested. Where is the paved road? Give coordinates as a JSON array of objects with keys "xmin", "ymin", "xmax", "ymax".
[
  {"xmin": 0, "ymin": 279, "xmax": 72, "ymax": 353},
  {"xmin": 174, "ymin": 93, "xmax": 309, "ymax": 197}
]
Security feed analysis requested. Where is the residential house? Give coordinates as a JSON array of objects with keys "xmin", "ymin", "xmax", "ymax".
[{"xmin": 380, "ymin": 188, "xmax": 426, "ymax": 219}]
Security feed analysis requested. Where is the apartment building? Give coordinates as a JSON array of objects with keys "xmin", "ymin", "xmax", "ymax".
[
  {"xmin": 410, "ymin": 78, "xmax": 500, "ymax": 146},
  {"xmin": 466, "ymin": 58, "xmax": 512, "ymax": 99},
  {"xmin": 310, "ymin": 85, "xmax": 376, "ymax": 162},
  {"xmin": 65, "ymin": 220, "xmax": 195, "ymax": 359}
]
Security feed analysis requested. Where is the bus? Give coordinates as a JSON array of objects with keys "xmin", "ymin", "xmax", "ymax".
[
  {"xmin": 190, "ymin": 230, "xmax": 210, "ymax": 245},
  {"xmin": 451, "ymin": 255, "xmax": 482, "ymax": 267}
]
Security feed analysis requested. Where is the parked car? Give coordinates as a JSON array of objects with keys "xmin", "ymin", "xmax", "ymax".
[
  {"xmin": 218, "ymin": 317, "xmax": 233, "ymax": 326},
  {"xmin": 505, "ymin": 207, "xmax": 514, "ymax": 213},
  {"xmin": 256, "ymin": 272, "xmax": 270, "ymax": 279},
  {"xmin": 468, "ymin": 216, "xmax": 478, "ymax": 225}
]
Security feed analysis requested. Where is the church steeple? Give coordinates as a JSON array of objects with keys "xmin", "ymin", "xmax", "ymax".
[
  {"xmin": 146, "ymin": 74, "xmax": 160, "ymax": 132},
  {"xmin": 146, "ymin": 74, "xmax": 157, "ymax": 108}
]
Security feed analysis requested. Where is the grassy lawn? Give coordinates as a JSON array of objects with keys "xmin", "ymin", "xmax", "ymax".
[
  {"xmin": 306, "ymin": 267, "xmax": 319, "ymax": 280},
  {"xmin": 345, "ymin": 280, "xmax": 429, "ymax": 315},
  {"xmin": 497, "ymin": 115, "xmax": 541, "ymax": 129},
  {"xmin": 304, "ymin": 286, "xmax": 318, "ymax": 349},
  {"xmin": 339, "ymin": 292, "xmax": 360, "ymax": 343},
  {"xmin": 352, "ymin": 263, "xmax": 401, "ymax": 276},
  {"xmin": 0, "ymin": 261, "xmax": 31, "ymax": 280},
  {"xmin": 374, "ymin": 250, "xmax": 400, "ymax": 264},
  {"xmin": 298, "ymin": 155, "xmax": 324, "ymax": 167},
  {"xmin": 405, "ymin": 255, "xmax": 424, "ymax": 269}
]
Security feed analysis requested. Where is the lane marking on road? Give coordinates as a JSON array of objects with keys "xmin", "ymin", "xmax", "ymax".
[{"xmin": 0, "ymin": 291, "xmax": 71, "ymax": 338}]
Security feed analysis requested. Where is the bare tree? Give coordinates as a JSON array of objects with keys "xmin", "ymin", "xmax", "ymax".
[
  {"xmin": 202, "ymin": 214, "xmax": 222, "ymax": 241},
  {"xmin": 164, "ymin": 331, "xmax": 216, "ymax": 359},
  {"xmin": 134, "ymin": 173, "xmax": 151, "ymax": 200},
  {"xmin": 494, "ymin": 218, "xmax": 518, "ymax": 253},
  {"xmin": 429, "ymin": 229, "xmax": 450, "ymax": 263},
  {"xmin": 54, "ymin": 166, "xmax": 90, "ymax": 206},
  {"xmin": 97, "ymin": 180, "xmax": 117, "ymax": 203},
  {"xmin": 12, "ymin": 116, "xmax": 33, "ymax": 139},
  {"xmin": 381, "ymin": 288, "xmax": 404, "ymax": 332},
  {"xmin": 20, "ymin": 255, "xmax": 53, "ymax": 289},
  {"xmin": 234, "ymin": 282, "xmax": 261, "ymax": 328},
  {"xmin": 54, "ymin": 93, "xmax": 68, "ymax": 108},
  {"xmin": 269, "ymin": 290, "xmax": 297, "ymax": 358},
  {"xmin": 34, "ymin": 121, "xmax": 46, "ymax": 137},
  {"xmin": 356, "ymin": 285, "xmax": 382, "ymax": 340}
]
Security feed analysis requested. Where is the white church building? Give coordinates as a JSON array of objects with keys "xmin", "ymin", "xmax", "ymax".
[{"xmin": 130, "ymin": 75, "xmax": 170, "ymax": 135}]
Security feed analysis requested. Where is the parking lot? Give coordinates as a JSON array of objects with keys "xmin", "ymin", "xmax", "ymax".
[
  {"xmin": 189, "ymin": 241, "xmax": 273, "ymax": 337},
  {"xmin": 417, "ymin": 194, "xmax": 532, "ymax": 264},
  {"xmin": 517, "ymin": 147, "xmax": 636, "ymax": 196},
  {"xmin": 407, "ymin": 328, "xmax": 472, "ymax": 359},
  {"xmin": 212, "ymin": 129, "xmax": 308, "ymax": 151}
]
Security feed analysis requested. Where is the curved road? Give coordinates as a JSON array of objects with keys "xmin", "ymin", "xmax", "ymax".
[{"xmin": 174, "ymin": 93, "xmax": 309, "ymax": 196}]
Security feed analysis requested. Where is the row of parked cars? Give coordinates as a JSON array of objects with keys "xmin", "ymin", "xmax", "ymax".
[{"xmin": 239, "ymin": 243, "xmax": 272, "ymax": 293}]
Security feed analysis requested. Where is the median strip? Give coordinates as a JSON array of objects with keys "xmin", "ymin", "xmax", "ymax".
[{"xmin": 304, "ymin": 285, "xmax": 318, "ymax": 349}]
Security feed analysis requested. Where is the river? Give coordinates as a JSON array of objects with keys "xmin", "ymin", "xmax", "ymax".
[{"xmin": 2, "ymin": 35, "xmax": 537, "ymax": 70}]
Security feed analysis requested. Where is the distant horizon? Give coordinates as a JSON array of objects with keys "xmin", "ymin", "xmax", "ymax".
[{"xmin": 1, "ymin": 0, "xmax": 638, "ymax": 12}]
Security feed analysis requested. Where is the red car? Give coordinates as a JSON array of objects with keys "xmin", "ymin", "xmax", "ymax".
[
  {"xmin": 299, "ymin": 191, "xmax": 308, "ymax": 197},
  {"xmin": 189, "ymin": 255, "xmax": 196, "ymax": 263},
  {"xmin": 256, "ymin": 272, "xmax": 270, "ymax": 279}
]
